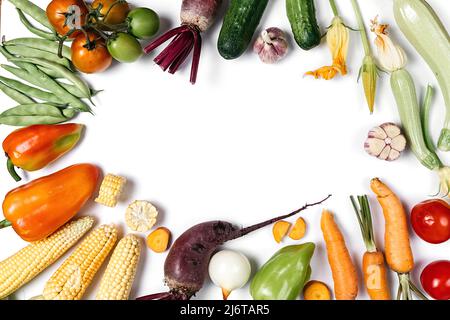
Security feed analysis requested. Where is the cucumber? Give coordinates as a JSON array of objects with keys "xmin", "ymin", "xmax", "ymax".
[
  {"xmin": 286, "ymin": 0, "xmax": 321, "ymax": 50},
  {"xmin": 217, "ymin": 0, "xmax": 269, "ymax": 60}
]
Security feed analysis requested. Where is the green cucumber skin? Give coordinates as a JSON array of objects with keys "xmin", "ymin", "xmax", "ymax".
[
  {"xmin": 218, "ymin": 0, "xmax": 269, "ymax": 60},
  {"xmin": 286, "ymin": 0, "xmax": 321, "ymax": 50}
]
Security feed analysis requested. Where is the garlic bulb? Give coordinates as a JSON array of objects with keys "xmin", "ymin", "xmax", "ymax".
[
  {"xmin": 365, "ymin": 123, "xmax": 407, "ymax": 161},
  {"xmin": 253, "ymin": 27, "xmax": 288, "ymax": 64},
  {"xmin": 208, "ymin": 250, "xmax": 251, "ymax": 300}
]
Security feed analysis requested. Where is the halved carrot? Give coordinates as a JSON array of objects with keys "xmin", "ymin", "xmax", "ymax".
[
  {"xmin": 288, "ymin": 217, "xmax": 307, "ymax": 240},
  {"xmin": 272, "ymin": 220, "xmax": 291, "ymax": 243},
  {"xmin": 303, "ymin": 281, "xmax": 331, "ymax": 300},
  {"xmin": 146, "ymin": 227, "xmax": 171, "ymax": 253}
]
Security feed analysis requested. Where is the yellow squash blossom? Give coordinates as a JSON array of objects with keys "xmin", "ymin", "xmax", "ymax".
[
  {"xmin": 370, "ymin": 17, "xmax": 407, "ymax": 72},
  {"xmin": 306, "ymin": 16, "xmax": 349, "ymax": 80}
]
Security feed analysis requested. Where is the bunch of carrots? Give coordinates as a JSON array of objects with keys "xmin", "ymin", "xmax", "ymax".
[{"xmin": 316, "ymin": 178, "xmax": 427, "ymax": 300}]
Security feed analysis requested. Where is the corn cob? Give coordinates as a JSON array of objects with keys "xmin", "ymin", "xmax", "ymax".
[
  {"xmin": 43, "ymin": 224, "xmax": 118, "ymax": 300},
  {"xmin": 95, "ymin": 174, "xmax": 126, "ymax": 207},
  {"xmin": 0, "ymin": 216, "xmax": 94, "ymax": 299},
  {"xmin": 96, "ymin": 234, "xmax": 141, "ymax": 300},
  {"xmin": 125, "ymin": 200, "xmax": 158, "ymax": 232}
]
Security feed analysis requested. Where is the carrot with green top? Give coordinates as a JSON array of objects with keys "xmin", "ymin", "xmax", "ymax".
[
  {"xmin": 351, "ymin": 195, "xmax": 390, "ymax": 300},
  {"xmin": 370, "ymin": 178, "xmax": 428, "ymax": 300}
]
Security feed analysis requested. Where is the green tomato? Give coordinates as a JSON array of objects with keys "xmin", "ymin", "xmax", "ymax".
[
  {"xmin": 127, "ymin": 7, "xmax": 160, "ymax": 40},
  {"xmin": 107, "ymin": 33, "xmax": 142, "ymax": 63}
]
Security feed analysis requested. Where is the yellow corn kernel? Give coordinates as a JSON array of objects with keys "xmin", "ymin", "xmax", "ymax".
[
  {"xmin": 96, "ymin": 235, "xmax": 141, "ymax": 300},
  {"xmin": 95, "ymin": 174, "xmax": 126, "ymax": 207},
  {"xmin": 43, "ymin": 224, "xmax": 118, "ymax": 300},
  {"xmin": 0, "ymin": 217, "xmax": 94, "ymax": 299}
]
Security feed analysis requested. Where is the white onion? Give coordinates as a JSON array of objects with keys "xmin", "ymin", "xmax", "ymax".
[{"xmin": 208, "ymin": 250, "xmax": 251, "ymax": 299}]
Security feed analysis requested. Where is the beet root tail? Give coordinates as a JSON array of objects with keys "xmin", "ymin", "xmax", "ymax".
[
  {"xmin": 136, "ymin": 291, "xmax": 192, "ymax": 300},
  {"xmin": 235, "ymin": 194, "xmax": 332, "ymax": 239},
  {"xmin": 143, "ymin": 24, "xmax": 202, "ymax": 84}
]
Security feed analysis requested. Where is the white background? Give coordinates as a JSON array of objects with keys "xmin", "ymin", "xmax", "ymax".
[{"xmin": 0, "ymin": 0, "xmax": 449, "ymax": 300}]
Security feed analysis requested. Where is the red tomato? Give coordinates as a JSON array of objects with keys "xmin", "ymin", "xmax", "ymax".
[
  {"xmin": 411, "ymin": 199, "xmax": 450, "ymax": 244},
  {"xmin": 420, "ymin": 260, "xmax": 450, "ymax": 300},
  {"xmin": 46, "ymin": 0, "xmax": 88, "ymax": 38},
  {"xmin": 91, "ymin": 0, "xmax": 130, "ymax": 25},
  {"xmin": 71, "ymin": 32, "xmax": 112, "ymax": 74}
]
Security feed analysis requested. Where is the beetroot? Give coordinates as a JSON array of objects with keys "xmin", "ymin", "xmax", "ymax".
[
  {"xmin": 144, "ymin": 0, "xmax": 222, "ymax": 84},
  {"xmin": 137, "ymin": 194, "xmax": 331, "ymax": 300}
]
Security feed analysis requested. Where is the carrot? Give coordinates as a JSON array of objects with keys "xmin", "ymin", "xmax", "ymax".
[
  {"xmin": 370, "ymin": 178, "xmax": 413, "ymax": 273},
  {"xmin": 272, "ymin": 220, "xmax": 291, "ymax": 243},
  {"xmin": 351, "ymin": 195, "xmax": 390, "ymax": 300},
  {"xmin": 303, "ymin": 281, "xmax": 331, "ymax": 300},
  {"xmin": 321, "ymin": 210, "xmax": 358, "ymax": 300},
  {"xmin": 147, "ymin": 227, "xmax": 171, "ymax": 253},
  {"xmin": 288, "ymin": 217, "xmax": 307, "ymax": 240},
  {"xmin": 370, "ymin": 178, "xmax": 427, "ymax": 300}
]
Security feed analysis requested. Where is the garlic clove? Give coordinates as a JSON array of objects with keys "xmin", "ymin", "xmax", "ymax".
[
  {"xmin": 378, "ymin": 145, "xmax": 392, "ymax": 160},
  {"xmin": 368, "ymin": 126, "xmax": 387, "ymax": 140},
  {"xmin": 380, "ymin": 122, "xmax": 401, "ymax": 138},
  {"xmin": 365, "ymin": 137, "xmax": 386, "ymax": 156},
  {"xmin": 390, "ymin": 135, "xmax": 407, "ymax": 152},
  {"xmin": 387, "ymin": 149, "xmax": 401, "ymax": 161}
]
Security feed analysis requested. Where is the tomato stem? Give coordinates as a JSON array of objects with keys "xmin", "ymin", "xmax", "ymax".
[
  {"xmin": 6, "ymin": 157, "xmax": 21, "ymax": 182},
  {"xmin": 0, "ymin": 219, "xmax": 12, "ymax": 229}
]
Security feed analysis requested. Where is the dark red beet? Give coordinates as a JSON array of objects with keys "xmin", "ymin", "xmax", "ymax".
[
  {"xmin": 144, "ymin": 0, "xmax": 222, "ymax": 84},
  {"xmin": 137, "ymin": 194, "xmax": 331, "ymax": 300}
]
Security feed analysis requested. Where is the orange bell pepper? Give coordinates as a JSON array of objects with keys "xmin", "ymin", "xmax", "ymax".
[
  {"xmin": 3, "ymin": 123, "xmax": 83, "ymax": 182},
  {"xmin": 1, "ymin": 163, "xmax": 100, "ymax": 242}
]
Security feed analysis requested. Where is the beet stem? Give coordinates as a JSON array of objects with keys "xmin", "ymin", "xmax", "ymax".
[
  {"xmin": 235, "ymin": 194, "xmax": 332, "ymax": 239},
  {"xmin": 154, "ymin": 34, "xmax": 182, "ymax": 65},
  {"xmin": 144, "ymin": 25, "xmax": 189, "ymax": 54},
  {"xmin": 169, "ymin": 34, "xmax": 194, "ymax": 74},
  {"xmin": 158, "ymin": 32, "xmax": 193, "ymax": 71},
  {"xmin": 190, "ymin": 30, "xmax": 202, "ymax": 85}
]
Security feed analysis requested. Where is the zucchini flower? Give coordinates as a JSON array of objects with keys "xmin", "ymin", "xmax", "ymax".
[
  {"xmin": 370, "ymin": 18, "xmax": 407, "ymax": 72},
  {"xmin": 351, "ymin": 0, "xmax": 378, "ymax": 113},
  {"xmin": 306, "ymin": 16, "xmax": 349, "ymax": 80}
]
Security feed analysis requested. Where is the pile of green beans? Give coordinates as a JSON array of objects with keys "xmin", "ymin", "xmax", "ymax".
[{"xmin": 0, "ymin": 0, "xmax": 98, "ymax": 126}]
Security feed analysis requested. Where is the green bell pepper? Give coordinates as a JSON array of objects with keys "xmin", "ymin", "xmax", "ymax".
[{"xmin": 250, "ymin": 242, "xmax": 315, "ymax": 300}]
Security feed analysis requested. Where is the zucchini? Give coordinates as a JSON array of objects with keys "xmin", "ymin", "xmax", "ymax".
[
  {"xmin": 217, "ymin": 0, "xmax": 269, "ymax": 60},
  {"xmin": 286, "ymin": 0, "xmax": 321, "ymax": 50},
  {"xmin": 393, "ymin": 0, "xmax": 450, "ymax": 151}
]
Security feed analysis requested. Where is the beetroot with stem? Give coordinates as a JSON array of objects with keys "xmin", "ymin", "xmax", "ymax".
[
  {"xmin": 136, "ymin": 194, "xmax": 332, "ymax": 300},
  {"xmin": 144, "ymin": 0, "xmax": 221, "ymax": 84}
]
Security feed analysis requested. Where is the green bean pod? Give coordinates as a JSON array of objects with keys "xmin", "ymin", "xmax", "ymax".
[
  {"xmin": 8, "ymin": 0, "xmax": 55, "ymax": 31},
  {"xmin": 0, "ymin": 103, "xmax": 68, "ymax": 126},
  {"xmin": 10, "ymin": 57, "xmax": 91, "ymax": 99},
  {"xmin": 4, "ymin": 38, "xmax": 72, "ymax": 60},
  {"xmin": 16, "ymin": 9, "xmax": 57, "ymax": 41},
  {"xmin": 0, "ymin": 76, "xmax": 63, "ymax": 104},
  {"xmin": 5, "ymin": 44, "xmax": 72, "ymax": 69},
  {"xmin": 1, "ymin": 64, "xmax": 88, "ymax": 99},
  {"xmin": 0, "ymin": 81, "xmax": 35, "ymax": 104}
]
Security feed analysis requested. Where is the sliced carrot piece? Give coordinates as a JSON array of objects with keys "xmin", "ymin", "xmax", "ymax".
[
  {"xmin": 288, "ymin": 217, "xmax": 307, "ymax": 240},
  {"xmin": 303, "ymin": 281, "xmax": 331, "ymax": 300},
  {"xmin": 272, "ymin": 220, "xmax": 291, "ymax": 243},
  {"xmin": 146, "ymin": 227, "xmax": 171, "ymax": 253}
]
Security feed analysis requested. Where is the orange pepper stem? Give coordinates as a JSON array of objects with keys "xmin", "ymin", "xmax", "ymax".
[
  {"xmin": 6, "ymin": 157, "xmax": 21, "ymax": 182},
  {"xmin": 0, "ymin": 219, "xmax": 12, "ymax": 229}
]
